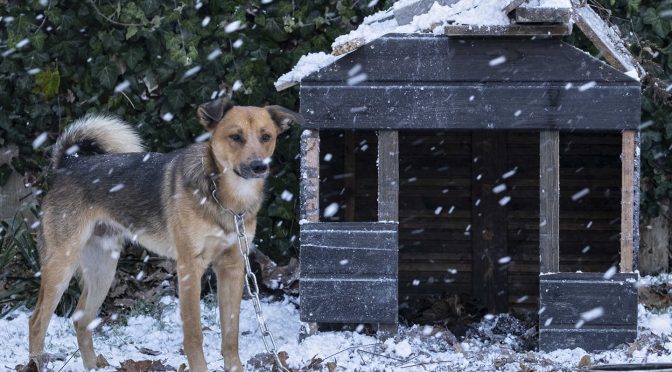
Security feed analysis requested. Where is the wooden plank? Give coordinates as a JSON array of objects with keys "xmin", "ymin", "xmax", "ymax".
[
  {"xmin": 344, "ymin": 131, "xmax": 356, "ymax": 221},
  {"xmin": 540, "ymin": 130, "xmax": 560, "ymax": 273},
  {"xmin": 300, "ymin": 85, "xmax": 641, "ymax": 131},
  {"xmin": 572, "ymin": 0, "xmax": 642, "ymax": 76},
  {"xmin": 633, "ymin": 131, "xmax": 641, "ymax": 271},
  {"xmin": 516, "ymin": 2, "xmax": 572, "ymax": 24},
  {"xmin": 503, "ymin": 0, "xmax": 527, "ymax": 15},
  {"xmin": 620, "ymin": 130, "xmax": 635, "ymax": 272},
  {"xmin": 443, "ymin": 23, "xmax": 571, "ymax": 36},
  {"xmin": 300, "ymin": 130, "xmax": 320, "ymax": 222},
  {"xmin": 471, "ymin": 131, "xmax": 509, "ymax": 312},
  {"xmin": 300, "ymin": 222, "xmax": 398, "ymax": 249},
  {"xmin": 301, "ymin": 246, "xmax": 397, "ymax": 276},
  {"xmin": 378, "ymin": 130, "xmax": 399, "ymax": 222},
  {"xmin": 539, "ymin": 272, "xmax": 638, "ymax": 351},
  {"xmin": 305, "ymin": 36, "xmax": 635, "ymax": 84},
  {"xmin": 300, "ymin": 278, "xmax": 397, "ymax": 323}
]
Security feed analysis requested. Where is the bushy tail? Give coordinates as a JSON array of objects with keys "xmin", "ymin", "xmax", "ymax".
[{"xmin": 51, "ymin": 114, "xmax": 144, "ymax": 169}]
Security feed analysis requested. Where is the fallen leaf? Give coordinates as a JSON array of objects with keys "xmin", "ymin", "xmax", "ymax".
[
  {"xmin": 96, "ymin": 354, "xmax": 110, "ymax": 368},
  {"xmin": 306, "ymin": 354, "xmax": 323, "ymax": 369},
  {"xmin": 116, "ymin": 359, "xmax": 176, "ymax": 372},
  {"xmin": 327, "ymin": 361, "xmax": 337, "ymax": 372},
  {"xmin": 136, "ymin": 347, "xmax": 161, "ymax": 356},
  {"xmin": 177, "ymin": 363, "xmax": 187, "ymax": 372},
  {"xmin": 578, "ymin": 355, "xmax": 591, "ymax": 368}
]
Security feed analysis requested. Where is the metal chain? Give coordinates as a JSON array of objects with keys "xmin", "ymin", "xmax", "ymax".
[
  {"xmin": 210, "ymin": 183, "xmax": 289, "ymax": 372},
  {"xmin": 232, "ymin": 213, "xmax": 289, "ymax": 372}
]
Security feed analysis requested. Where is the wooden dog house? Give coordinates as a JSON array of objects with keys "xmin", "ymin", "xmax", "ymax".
[{"xmin": 282, "ymin": 2, "xmax": 643, "ymax": 352}]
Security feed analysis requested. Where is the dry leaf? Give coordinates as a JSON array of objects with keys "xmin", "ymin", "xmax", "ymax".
[
  {"xmin": 136, "ymin": 347, "xmax": 161, "ymax": 356},
  {"xmin": 96, "ymin": 354, "xmax": 110, "ymax": 368},
  {"xmin": 177, "ymin": 363, "xmax": 187, "ymax": 372},
  {"xmin": 578, "ymin": 355, "xmax": 591, "ymax": 368},
  {"xmin": 117, "ymin": 359, "xmax": 175, "ymax": 372},
  {"xmin": 327, "ymin": 361, "xmax": 337, "ymax": 372},
  {"xmin": 306, "ymin": 354, "xmax": 323, "ymax": 369}
]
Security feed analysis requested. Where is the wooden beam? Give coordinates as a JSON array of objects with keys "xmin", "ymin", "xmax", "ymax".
[
  {"xmin": 620, "ymin": 130, "xmax": 635, "ymax": 272},
  {"xmin": 472, "ymin": 131, "xmax": 509, "ymax": 313},
  {"xmin": 503, "ymin": 0, "xmax": 526, "ymax": 15},
  {"xmin": 300, "ymin": 130, "xmax": 320, "ymax": 223},
  {"xmin": 572, "ymin": 0, "xmax": 642, "ymax": 76},
  {"xmin": 442, "ymin": 23, "xmax": 572, "ymax": 36},
  {"xmin": 540, "ymin": 130, "xmax": 560, "ymax": 273},
  {"xmin": 378, "ymin": 130, "xmax": 399, "ymax": 222},
  {"xmin": 516, "ymin": 2, "xmax": 572, "ymax": 24}
]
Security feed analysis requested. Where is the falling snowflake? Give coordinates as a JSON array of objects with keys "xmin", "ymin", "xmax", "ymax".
[{"xmin": 323, "ymin": 202, "xmax": 339, "ymax": 218}]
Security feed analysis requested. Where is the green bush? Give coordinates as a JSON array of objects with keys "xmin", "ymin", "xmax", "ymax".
[{"xmin": 0, "ymin": 0, "xmax": 391, "ymax": 262}]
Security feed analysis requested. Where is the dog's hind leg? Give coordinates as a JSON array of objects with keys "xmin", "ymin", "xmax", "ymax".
[
  {"xmin": 74, "ymin": 231, "xmax": 121, "ymax": 370},
  {"xmin": 28, "ymin": 227, "xmax": 86, "ymax": 369}
]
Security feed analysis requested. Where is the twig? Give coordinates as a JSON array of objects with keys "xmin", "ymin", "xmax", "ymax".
[
  {"xmin": 357, "ymin": 349, "xmax": 408, "ymax": 363},
  {"xmin": 120, "ymin": 91, "xmax": 136, "ymax": 109},
  {"xmin": 400, "ymin": 360, "xmax": 453, "ymax": 368},
  {"xmin": 88, "ymin": 0, "xmax": 143, "ymax": 27},
  {"xmin": 321, "ymin": 342, "xmax": 381, "ymax": 360},
  {"xmin": 56, "ymin": 348, "xmax": 80, "ymax": 372}
]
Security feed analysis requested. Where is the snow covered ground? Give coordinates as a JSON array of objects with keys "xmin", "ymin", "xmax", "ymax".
[{"xmin": 2, "ymin": 278, "xmax": 672, "ymax": 371}]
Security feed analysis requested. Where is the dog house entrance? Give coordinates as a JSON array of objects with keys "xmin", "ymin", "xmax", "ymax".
[{"xmin": 310, "ymin": 129, "xmax": 623, "ymax": 328}]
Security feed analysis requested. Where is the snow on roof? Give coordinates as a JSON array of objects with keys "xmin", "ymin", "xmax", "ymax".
[{"xmin": 275, "ymin": 0, "xmax": 572, "ymax": 91}]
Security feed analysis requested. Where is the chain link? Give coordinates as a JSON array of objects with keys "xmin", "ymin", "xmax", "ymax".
[
  {"xmin": 210, "ymin": 182, "xmax": 288, "ymax": 371},
  {"xmin": 232, "ymin": 214, "xmax": 289, "ymax": 372}
]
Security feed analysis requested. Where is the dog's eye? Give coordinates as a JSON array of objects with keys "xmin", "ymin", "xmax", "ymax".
[
  {"xmin": 260, "ymin": 133, "xmax": 272, "ymax": 143},
  {"xmin": 229, "ymin": 134, "xmax": 244, "ymax": 143}
]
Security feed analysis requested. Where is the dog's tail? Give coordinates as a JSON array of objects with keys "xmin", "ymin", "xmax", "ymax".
[{"xmin": 51, "ymin": 114, "xmax": 144, "ymax": 169}]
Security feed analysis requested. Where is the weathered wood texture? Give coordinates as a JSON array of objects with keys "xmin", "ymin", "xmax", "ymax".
[
  {"xmin": 443, "ymin": 24, "xmax": 572, "ymax": 36},
  {"xmin": 300, "ymin": 222, "xmax": 398, "ymax": 323},
  {"xmin": 471, "ymin": 132, "xmax": 508, "ymax": 312},
  {"xmin": 621, "ymin": 130, "xmax": 636, "ymax": 272},
  {"xmin": 300, "ymin": 130, "xmax": 320, "ymax": 222},
  {"xmin": 539, "ymin": 272, "xmax": 638, "ymax": 351},
  {"xmin": 378, "ymin": 130, "xmax": 399, "ymax": 222},
  {"xmin": 516, "ymin": 2, "xmax": 572, "ymax": 24},
  {"xmin": 572, "ymin": 0, "xmax": 642, "ymax": 75},
  {"xmin": 540, "ymin": 131, "xmax": 560, "ymax": 273},
  {"xmin": 301, "ymin": 36, "xmax": 640, "ymax": 131}
]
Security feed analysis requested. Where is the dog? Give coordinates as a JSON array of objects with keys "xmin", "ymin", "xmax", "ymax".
[{"xmin": 28, "ymin": 97, "xmax": 303, "ymax": 371}]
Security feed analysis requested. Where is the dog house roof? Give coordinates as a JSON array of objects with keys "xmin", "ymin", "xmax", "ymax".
[{"xmin": 276, "ymin": 0, "xmax": 642, "ymax": 131}]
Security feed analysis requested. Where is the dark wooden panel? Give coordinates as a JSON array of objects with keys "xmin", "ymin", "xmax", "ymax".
[
  {"xmin": 539, "ymin": 273, "xmax": 638, "ymax": 351},
  {"xmin": 301, "ymin": 222, "xmax": 398, "ymax": 249},
  {"xmin": 472, "ymin": 131, "xmax": 509, "ymax": 312},
  {"xmin": 303, "ymin": 35, "xmax": 637, "ymax": 84},
  {"xmin": 300, "ymin": 85, "xmax": 641, "ymax": 130},
  {"xmin": 539, "ymin": 328, "xmax": 638, "ymax": 352},
  {"xmin": 378, "ymin": 130, "xmax": 399, "ymax": 222},
  {"xmin": 540, "ymin": 131, "xmax": 560, "ymax": 273},
  {"xmin": 301, "ymin": 246, "xmax": 396, "ymax": 276},
  {"xmin": 300, "ymin": 278, "xmax": 397, "ymax": 323}
]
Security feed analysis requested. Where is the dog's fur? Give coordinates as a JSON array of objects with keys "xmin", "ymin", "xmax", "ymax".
[{"xmin": 28, "ymin": 98, "xmax": 302, "ymax": 371}]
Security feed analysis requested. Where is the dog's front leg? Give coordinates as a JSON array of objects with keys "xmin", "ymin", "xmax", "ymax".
[
  {"xmin": 213, "ymin": 250, "xmax": 245, "ymax": 372},
  {"xmin": 177, "ymin": 257, "xmax": 208, "ymax": 372}
]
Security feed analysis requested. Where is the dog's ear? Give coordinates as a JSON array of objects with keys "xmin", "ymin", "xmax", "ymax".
[
  {"xmin": 197, "ymin": 97, "xmax": 234, "ymax": 130},
  {"xmin": 265, "ymin": 105, "xmax": 304, "ymax": 133}
]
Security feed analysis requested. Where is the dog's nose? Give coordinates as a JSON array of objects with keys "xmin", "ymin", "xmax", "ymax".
[{"xmin": 249, "ymin": 160, "xmax": 269, "ymax": 174}]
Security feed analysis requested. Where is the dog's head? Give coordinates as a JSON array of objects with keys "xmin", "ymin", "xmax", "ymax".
[{"xmin": 197, "ymin": 97, "xmax": 303, "ymax": 179}]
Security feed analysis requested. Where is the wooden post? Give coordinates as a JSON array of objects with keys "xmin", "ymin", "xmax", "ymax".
[
  {"xmin": 540, "ymin": 130, "xmax": 560, "ymax": 273},
  {"xmin": 300, "ymin": 129, "xmax": 320, "ymax": 223},
  {"xmin": 620, "ymin": 130, "xmax": 636, "ymax": 272},
  {"xmin": 472, "ymin": 131, "xmax": 509, "ymax": 313},
  {"xmin": 377, "ymin": 130, "xmax": 399, "ymax": 332},
  {"xmin": 378, "ymin": 131, "xmax": 399, "ymax": 222}
]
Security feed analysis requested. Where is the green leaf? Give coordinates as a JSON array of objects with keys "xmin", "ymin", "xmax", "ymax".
[
  {"xmin": 32, "ymin": 67, "xmax": 60, "ymax": 99},
  {"xmin": 98, "ymin": 62, "xmax": 118, "ymax": 89}
]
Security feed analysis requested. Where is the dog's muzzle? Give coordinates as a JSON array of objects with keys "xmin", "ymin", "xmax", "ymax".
[{"xmin": 235, "ymin": 160, "xmax": 269, "ymax": 179}]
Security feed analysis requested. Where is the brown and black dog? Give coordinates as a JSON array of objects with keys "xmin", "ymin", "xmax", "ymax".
[{"xmin": 28, "ymin": 97, "xmax": 302, "ymax": 371}]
